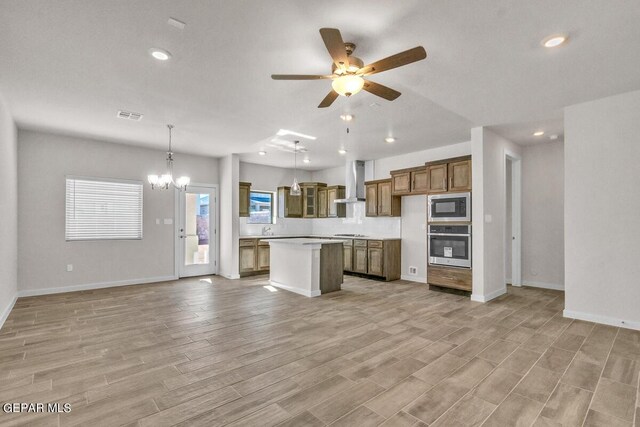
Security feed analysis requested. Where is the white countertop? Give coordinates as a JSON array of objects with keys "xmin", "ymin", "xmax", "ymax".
[{"xmin": 262, "ymin": 238, "xmax": 346, "ymax": 245}]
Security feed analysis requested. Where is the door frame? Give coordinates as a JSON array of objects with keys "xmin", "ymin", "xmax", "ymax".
[
  {"xmin": 174, "ymin": 183, "xmax": 219, "ymax": 278},
  {"xmin": 504, "ymin": 149, "xmax": 522, "ymax": 287}
]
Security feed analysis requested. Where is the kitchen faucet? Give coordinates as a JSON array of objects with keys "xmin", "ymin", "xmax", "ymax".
[{"xmin": 262, "ymin": 226, "xmax": 273, "ymax": 236}]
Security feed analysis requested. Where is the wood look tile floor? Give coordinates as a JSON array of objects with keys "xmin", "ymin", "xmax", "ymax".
[{"xmin": 1, "ymin": 275, "xmax": 639, "ymax": 427}]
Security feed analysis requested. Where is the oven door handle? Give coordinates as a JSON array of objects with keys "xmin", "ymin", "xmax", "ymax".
[{"xmin": 428, "ymin": 233, "xmax": 471, "ymax": 237}]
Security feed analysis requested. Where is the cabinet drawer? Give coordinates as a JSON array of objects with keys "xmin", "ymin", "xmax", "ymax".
[
  {"xmin": 257, "ymin": 239, "xmax": 270, "ymax": 246},
  {"xmin": 367, "ymin": 240, "xmax": 383, "ymax": 248},
  {"xmin": 342, "ymin": 239, "xmax": 353, "ymax": 247},
  {"xmin": 354, "ymin": 239, "xmax": 367, "ymax": 247},
  {"xmin": 240, "ymin": 239, "xmax": 256, "ymax": 247},
  {"xmin": 427, "ymin": 265, "xmax": 472, "ymax": 291}
]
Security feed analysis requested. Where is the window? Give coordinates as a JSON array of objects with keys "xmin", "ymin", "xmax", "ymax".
[
  {"xmin": 247, "ymin": 191, "xmax": 274, "ymax": 224},
  {"xmin": 65, "ymin": 177, "xmax": 143, "ymax": 241}
]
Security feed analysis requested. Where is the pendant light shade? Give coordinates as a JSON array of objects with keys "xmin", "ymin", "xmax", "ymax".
[{"xmin": 290, "ymin": 140, "xmax": 301, "ymax": 196}]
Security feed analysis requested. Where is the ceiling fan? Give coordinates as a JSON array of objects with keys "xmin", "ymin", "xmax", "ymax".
[{"xmin": 271, "ymin": 28, "xmax": 427, "ymax": 108}]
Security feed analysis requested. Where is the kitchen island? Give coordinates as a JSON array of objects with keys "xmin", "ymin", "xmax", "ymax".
[{"xmin": 264, "ymin": 238, "xmax": 344, "ymax": 297}]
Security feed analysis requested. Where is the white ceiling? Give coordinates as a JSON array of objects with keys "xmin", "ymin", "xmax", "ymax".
[{"xmin": 1, "ymin": 0, "xmax": 639, "ymax": 169}]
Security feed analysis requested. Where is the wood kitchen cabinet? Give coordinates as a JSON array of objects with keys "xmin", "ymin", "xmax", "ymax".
[
  {"xmin": 240, "ymin": 238, "xmax": 271, "ymax": 276},
  {"xmin": 347, "ymin": 239, "xmax": 400, "ymax": 281},
  {"xmin": 390, "ymin": 166, "xmax": 429, "ymax": 195},
  {"xmin": 425, "ymin": 155, "xmax": 472, "ymax": 193},
  {"xmin": 448, "ymin": 159, "xmax": 472, "ymax": 192},
  {"xmin": 343, "ymin": 240, "xmax": 353, "ymax": 272},
  {"xmin": 427, "ymin": 264, "xmax": 472, "ymax": 291},
  {"xmin": 365, "ymin": 179, "xmax": 401, "ymax": 217},
  {"xmin": 257, "ymin": 241, "xmax": 270, "ymax": 271},
  {"xmin": 277, "ymin": 186, "xmax": 303, "ymax": 218},
  {"xmin": 317, "ymin": 188, "xmax": 328, "ymax": 218},
  {"xmin": 239, "ymin": 182, "xmax": 251, "ymax": 217},
  {"xmin": 327, "ymin": 185, "xmax": 346, "ymax": 218},
  {"xmin": 239, "ymin": 239, "xmax": 257, "ymax": 273},
  {"xmin": 301, "ymin": 182, "xmax": 327, "ymax": 218},
  {"xmin": 353, "ymin": 240, "xmax": 368, "ymax": 273}
]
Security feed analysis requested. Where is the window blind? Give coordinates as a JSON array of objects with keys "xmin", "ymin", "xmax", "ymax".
[{"xmin": 65, "ymin": 177, "xmax": 143, "ymax": 241}]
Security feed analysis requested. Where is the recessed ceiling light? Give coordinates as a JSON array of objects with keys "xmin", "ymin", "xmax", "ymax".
[
  {"xmin": 149, "ymin": 48, "xmax": 172, "ymax": 61},
  {"xmin": 338, "ymin": 149, "xmax": 347, "ymax": 154},
  {"xmin": 385, "ymin": 137, "xmax": 396, "ymax": 143},
  {"xmin": 340, "ymin": 114, "xmax": 353, "ymax": 122},
  {"xmin": 303, "ymin": 158, "xmax": 310, "ymax": 164},
  {"xmin": 258, "ymin": 151, "xmax": 266, "ymax": 156},
  {"xmin": 533, "ymin": 131, "xmax": 545, "ymax": 136},
  {"xmin": 542, "ymin": 34, "xmax": 568, "ymax": 48}
]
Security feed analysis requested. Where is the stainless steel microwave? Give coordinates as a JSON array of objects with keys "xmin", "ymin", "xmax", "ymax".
[{"xmin": 428, "ymin": 192, "xmax": 471, "ymax": 222}]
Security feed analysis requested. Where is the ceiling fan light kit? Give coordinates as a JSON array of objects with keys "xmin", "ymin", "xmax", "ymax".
[{"xmin": 271, "ymin": 28, "xmax": 426, "ymax": 108}]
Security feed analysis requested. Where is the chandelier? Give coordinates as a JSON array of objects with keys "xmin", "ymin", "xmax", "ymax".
[{"xmin": 148, "ymin": 124, "xmax": 190, "ymax": 191}]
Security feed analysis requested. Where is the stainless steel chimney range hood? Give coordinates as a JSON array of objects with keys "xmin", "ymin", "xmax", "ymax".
[{"xmin": 334, "ymin": 160, "xmax": 366, "ymax": 203}]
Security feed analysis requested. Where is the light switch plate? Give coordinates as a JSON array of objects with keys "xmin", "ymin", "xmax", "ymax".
[
  {"xmin": 164, "ymin": 218, "xmax": 173, "ymax": 225},
  {"xmin": 66, "ymin": 264, "xmax": 73, "ymax": 272},
  {"xmin": 156, "ymin": 218, "xmax": 160, "ymax": 225},
  {"xmin": 484, "ymin": 214, "xmax": 493, "ymax": 223}
]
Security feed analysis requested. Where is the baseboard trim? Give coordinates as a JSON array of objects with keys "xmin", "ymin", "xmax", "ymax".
[
  {"xmin": 563, "ymin": 309, "xmax": 640, "ymax": 331},
  {"xmin": 269, "ymin": 280, "xmax": 320, "ymax": 298},
  {"xmin": 0, "ymin": 294, "xmax": 18, "ymax": 331},
  {"xmin": 524, "ymin": 281, "xmax": 564, "ymax": 291},
  {"xmin": 400, "ymin": 275, "xmax": 427, "ymax": 284},
  {"xmin": 17, "ymin": 275, "xmax": 178, "ymax": 297},
  {"xmin": 471, "ymin": 287, "xmax": 507, "ymax": 303}
]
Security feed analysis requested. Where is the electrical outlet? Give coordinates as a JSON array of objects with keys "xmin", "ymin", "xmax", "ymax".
[
  {"xmin": 66, "ymin": 264, "xmax": 73, "ymax": 272},
  {"xmin": 409, "ymin": 266, "xmax": 417, "ymax": 275}
]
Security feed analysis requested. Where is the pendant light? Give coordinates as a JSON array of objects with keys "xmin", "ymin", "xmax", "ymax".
[
  {"xmin": 290, "ymin": 140, "xmax": 301, "ymax": 196},
  {"xmin": 148, "ymin": 124, "xmax": 190, "ymax": 191}
]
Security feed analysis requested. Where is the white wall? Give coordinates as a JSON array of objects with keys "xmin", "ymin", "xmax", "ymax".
[
  {"xmin": 472, "ymin": 127, "xmax": 522, "ymax": 302},
  {"xmin": 564, "ymin": 90, "xmax": 640, "ymax": 329},
  {"xmin": 219, "ymin": 154, "xmax": 239, "ymax": 279},
  {"xmin": 521, "ymin": 141, "xmax": 564, "ymax": 289},
  {"xmin": 0, "ymin": 94, "xmax": 17, "ymax": 327},
  {"xmin": 17, "ymin": 130, "xmax": 219, "ymax": 295},
  {"xmin": 239, "ymin": 162, "xmax": 312, "ymax": 236}
]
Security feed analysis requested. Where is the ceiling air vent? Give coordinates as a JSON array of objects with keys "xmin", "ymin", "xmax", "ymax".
[{"xmin": 117, "ymin": 110, "xmax": 143, "ymax": 121}]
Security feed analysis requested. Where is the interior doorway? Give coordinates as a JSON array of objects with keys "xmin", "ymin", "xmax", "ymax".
[
  {"xmin": 505, "ymin": 151, "xmax": 522, "ymax": 287},
  {"xmin": 176, "ymin": 185, "xmax": 218, "ymax": 278}
]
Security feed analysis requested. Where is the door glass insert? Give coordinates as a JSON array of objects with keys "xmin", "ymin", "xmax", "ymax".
[{"xmin": 185, "ymin": 193, "xmax": 210, "ymax": 266}]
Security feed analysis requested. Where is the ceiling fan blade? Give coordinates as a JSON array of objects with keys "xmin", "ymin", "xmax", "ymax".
[
  {"xmin": 319, "ymin": 28, "xmax": 349, "ymax": 70},
  {"xmin": 271, "ymin": 74, "xmax": 333, "ymax": 80},
  {"xmin": 359, "ymin": 46, "xmax": 427, "ymax": 76},
  {"xmin": 318, "ymin": 90, "xmax": 339, "ymax": 108},
  {"xmin": 362, "ymin": 80, "xmax": 401, "ymax": 101}
]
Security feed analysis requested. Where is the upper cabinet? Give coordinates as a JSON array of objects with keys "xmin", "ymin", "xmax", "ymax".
[
  {"xmin": 301, "ymin": 182, "xmax": 327, "ymax": 218},
  {"xmin": 239, "ymin": 182, "xmax": 251, "ymax": 217},
  {"xmin": 426, "ymin": 156, "xmax": 472, "ymax": 193},
  {"xmin": 391, "ymin": 166, "xmax": 429, "ymax": 195},
  {"xmin": 448, "ymin": 158, "xmax": 472, "ymax": 192},
  {"xmin": 317, "ymin": 188, "xmax": 328, "ymax": 218},
  {"xmin": 365, "ymin": 179, "xmax": 401, "ymax": 217},
  {"xmin": 326, "ymin": 185, "xmax": 346, "ymax": 218},
  {"xmin": 277, "ymin": 186, "xmax": 302, "ymax": 218}
]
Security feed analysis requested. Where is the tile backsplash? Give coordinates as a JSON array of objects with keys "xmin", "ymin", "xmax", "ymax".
[{"xmin": 239, "ymin": 202, "xmax": 401, "ymax": 238}]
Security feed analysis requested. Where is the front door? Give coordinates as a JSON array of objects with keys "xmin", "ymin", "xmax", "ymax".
[{"xmin": 178, "ymin": 186, "xmax": 217, "ymax": 277}]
